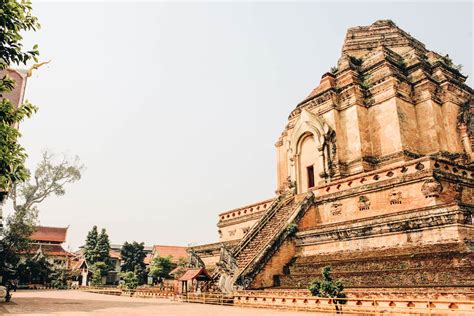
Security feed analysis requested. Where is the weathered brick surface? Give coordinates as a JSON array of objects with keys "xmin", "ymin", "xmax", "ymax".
[{"xmin": 279, "ymin": 242, "xmax": 473, "ymax": 288}]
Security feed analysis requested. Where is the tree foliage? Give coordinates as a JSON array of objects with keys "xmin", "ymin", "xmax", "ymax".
[
  {"xmin": 90, "ymin": 261, "xmax": 108, "ymax": 286},
  {"xmin": 49, "ymin": 265, "xmax": 70, "ymax": 289},
  {"xmin": 120, "ymin": 241, "xmax": 146, "ymax": 284},
  {"xmin": 149, "ymin": 254, "xmax": 173, "ymax": 279},
  {"xmin": 84, "ymin": 226, "xmax": 110, "ymax": 266},
  {"xmin": 96, "ymin": 228, "xmax": 111, "ymax": 265},
  {"xmin": 120, "ymin": 271, "xmax": 139, "ymax": 289},
  {"xmin": 84, "ymin": 225, "xmax": 99, "ymax": 263},
  {"xmin": 308, "ymin": 266, "xmax": 346, "ymax": 311},
  {"xmin": 120, "ymin": 241, "xmax": 145, "ymax": 272},
  {"xmin": 16, "ymin": 249, "xmax": 51, "ymax": 285},
  {"xmin": 0, "ymin": 152, "xmax": 82, "ymax": 284},
  {"xmin": 0, "ymin": 0, "xmax": 40, "ymax": 194},
  {"xmin": 11, "ymin": 151, "xmax": 83, "ymax": 214}
]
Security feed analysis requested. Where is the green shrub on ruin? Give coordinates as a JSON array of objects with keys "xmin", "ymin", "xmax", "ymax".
[{"xmin": 308, "ymin": 266, "xmax": 347, "ymax": 312}]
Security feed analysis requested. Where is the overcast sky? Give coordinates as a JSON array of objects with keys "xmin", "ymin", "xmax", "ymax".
[{"xmin": 8, "ymin": 1, "xmax": 473, "ymax": 250}]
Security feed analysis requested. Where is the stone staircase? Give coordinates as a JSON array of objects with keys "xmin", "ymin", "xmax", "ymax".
[
  {"xmin": 213, "ymin": 192, "xmax": 314, "ymax": 292},
  {"xmin": 234, "ymin": 197, "xmax": 296, "ymax": 269}
]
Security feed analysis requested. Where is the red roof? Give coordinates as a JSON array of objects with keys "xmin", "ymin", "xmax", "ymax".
[
  {"xmin": 178, "ymin": 268, "xmax": 211, "ymax": 281},
  {"xmin": 152, "ymin": 245, "xmax": 187, "ymax": 262},
  {"xmin": 109, "ymin": 249, "xmax": 121, "ymax": 259},
  {"xmin": 30, "ymin": 226, "xmax": 68, "ymax": 243},
  {"xmin": 30, "ymin": 244, "xmax": 70, "ymax": 257}
]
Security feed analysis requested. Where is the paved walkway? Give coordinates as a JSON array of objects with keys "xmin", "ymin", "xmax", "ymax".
[{"xmin": 0, "ymin": 290, "xmax": 329, "ymax": 315}]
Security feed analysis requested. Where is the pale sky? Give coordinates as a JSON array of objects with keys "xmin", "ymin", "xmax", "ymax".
[{"xmin": 7, "ymin": 1, "xmax": 473, "ymax": 250}]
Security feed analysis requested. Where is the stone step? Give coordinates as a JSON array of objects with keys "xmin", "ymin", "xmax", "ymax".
[{"xmin": 235, "ymin": 202, "xmax": 295, "ymax": 269}]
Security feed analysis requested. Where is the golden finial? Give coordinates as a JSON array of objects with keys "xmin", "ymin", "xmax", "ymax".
[{"xmin": 27, "ymin": 60, "xmax": 51, "ymax": 77}]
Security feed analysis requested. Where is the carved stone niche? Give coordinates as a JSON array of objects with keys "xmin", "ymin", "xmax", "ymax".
[
  {"xmin": 421, "ymin": 178, "xmax": 443, "ymax": 198},
  {"xmin": 358, "ymin": 195, "xmax": 371, "ymax": 211},
  {"xmin": 390, "ymin": 191, "xmax": 402, "ymax": 204},
  {"xmin": 330, "ymin": 203, "xmax": 342, "ymax": 216}
]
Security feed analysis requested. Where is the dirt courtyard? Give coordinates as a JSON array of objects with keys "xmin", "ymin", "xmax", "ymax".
[{"xmin": 0, "ymin": 290, "xmax": 330, "ymax": 316}]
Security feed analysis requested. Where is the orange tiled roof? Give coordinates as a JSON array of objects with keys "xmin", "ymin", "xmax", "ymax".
[
  {"xmin": 30, "ymin": 226, "xmax": 68, "ymax": 243},
  {"xmin": 30, "ymin": 244, "xmax": 70, "ymax": 257},
  {"xmin": 152, "ymin": 245, "xmax": 187, "ymax": 262},
  {"xmin": 178, "ymin": 268, "xmax": 211, "ymax": 281},
  {"xmin": 109, "ymin": 249, "xmax": 121, "ymax": 259}
]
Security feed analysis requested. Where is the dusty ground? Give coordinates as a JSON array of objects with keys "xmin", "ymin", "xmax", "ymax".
[{"xmin": 0, "ymin": 290, "xmax": 330, "ymax": 316}]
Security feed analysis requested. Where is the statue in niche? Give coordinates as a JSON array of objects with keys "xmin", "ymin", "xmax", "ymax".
[
  {"xmin": 390, "ymin": 191, "xmax": 402, "ymax": 204},
  {"xmin": 324, "ymin": 130, "xmax": 339, "ymax": 178},
  {"xmin": 358, "ymin": 195, "xmax": 371, "ymax": 210}
]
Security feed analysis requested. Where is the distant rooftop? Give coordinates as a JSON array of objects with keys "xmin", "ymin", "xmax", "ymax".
[
  {"xmin": 30, "ymin": 226, "xmax": 68, "ymax": 244},
  {"xmin": 152, "ymin": 245, "xmax": 187, "ymax": 261}
]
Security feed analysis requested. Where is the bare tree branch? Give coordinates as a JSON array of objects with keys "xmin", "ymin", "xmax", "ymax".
[{"xmin": 13, "ymin": 150, "xmax": 84, "ymax": 213}]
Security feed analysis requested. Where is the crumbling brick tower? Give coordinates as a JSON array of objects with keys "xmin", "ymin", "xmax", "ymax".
[{"xmin": 211, "ymin": 20, "xmax": 473, "ymax": 293}]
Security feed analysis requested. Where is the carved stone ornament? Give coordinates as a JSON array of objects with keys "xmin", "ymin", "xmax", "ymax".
[
  {"xmin": 242, "ymin": 226, "xmax": 250, "ymax": 234},
  {"xmin": 358, "ymin": 195, "xmax": 371, "ymax": 210},
  {"xmin": 421, "ymin": 178, "xmax": 443, "ymax": 198},
  {"xmin": 229, "ymin": 229, "xmax": 236, "ymax": 237},
  {"xmin": 389, "ymin": 191, "xmax": 402, "ymax": 204},
  {"xmin": 187, "ymin": 248, "xmax": 205, "ymax": 268},
  {"xmin": 330, "ymin": 203, "xmax": 342, "ymax": 216}
]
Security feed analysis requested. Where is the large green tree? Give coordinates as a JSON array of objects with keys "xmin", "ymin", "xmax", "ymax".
[
  {"xmin": 84, "ymin": 226, "xmax": 100, "ymax": 264},
  {"xmin": 0, "ymin": 0, "xmax": 40, "ymax": 199},
  {"xmin": 83, "ymin": 225, "xmax": 111, "ymax": 283},
  {"xmin": 149, "ymin": 254, "xmax": 173, "ymax": 279},
  {"xmin": 120, "ymin": 241, "xmax": 145, "ymax": 272},
  {"xmin": 120, "ymin": 241, "xmax": 146, "ymax": 284},
  {"xmin": 96, "ymin": 228, "xmax": 111, "ymax": 265},
  {"xmin": 0, "ymin": 152, "xmax": 82, "ymax": 283}
]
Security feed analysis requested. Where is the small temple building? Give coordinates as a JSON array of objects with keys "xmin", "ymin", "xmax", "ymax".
[
  {"xmin": 192, "ymin": 20, "xmax": 473, "ymax": 296},
  {"xmin": 28, "ymin": 226, "xmax": 71, "ymax": 268}
]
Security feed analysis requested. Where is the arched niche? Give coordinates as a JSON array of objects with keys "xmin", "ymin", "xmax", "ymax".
[{"xmin": 286, "ymin": 109, "xmax": 337, "ymax": 194}]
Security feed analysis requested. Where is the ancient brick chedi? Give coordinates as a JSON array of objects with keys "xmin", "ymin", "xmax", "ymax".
[{"xmin": 194, "ymin": 20, "xmax": 473, "ymax": 293}]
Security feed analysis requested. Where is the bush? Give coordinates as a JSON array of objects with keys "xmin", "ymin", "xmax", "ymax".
[
  {"xmin": 120, "ymin": 271, "xmax": 139, "ymax": 289},
  {"xmin": 90, "ymin": 262, "xmax": 108, "ymax": 286},
  {"xmin": 308, "ymin": 266, "xmax": 346, "ymax": 312}
]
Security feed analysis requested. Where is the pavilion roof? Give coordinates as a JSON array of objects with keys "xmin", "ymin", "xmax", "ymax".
[
  {"xmin": 178, "ymin": 268, "xmax": 211, "ymax": 281},
  {"xmin": 30, "ymin": 226, "xmax": 68, "ymax": 243}
]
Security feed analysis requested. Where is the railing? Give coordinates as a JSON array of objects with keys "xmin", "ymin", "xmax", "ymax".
[
  {"xmin": 207, "ymin": 194, "xmax": 291, "ymax": 285},
  {"xmin": 231, "ymin": 194, "xmax": 290, "ymax": 258},
  {"xmin": 80, "ymin": 286, "xmax": 174, "ymax": 298},
  {"xmin": 236, "ymin": 192, "xmax": 314, "ymax": 286},
  {"xmin": 177, "ymin": 293, "xmax": 234, "ymax": 306},
  {"xmin": 234, "ymin": 293, "xmax": 474, "ymax": 315}
]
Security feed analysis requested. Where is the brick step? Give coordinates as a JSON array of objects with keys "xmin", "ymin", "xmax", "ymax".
[{"xmin": 235, "ymin": 203, "xmax": 295, "ymax": 269}]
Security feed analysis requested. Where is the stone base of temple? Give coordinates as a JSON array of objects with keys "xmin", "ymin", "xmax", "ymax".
[{"xmin": 278, "ymin": 242, "xmax": 472, "ymax": 292}]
